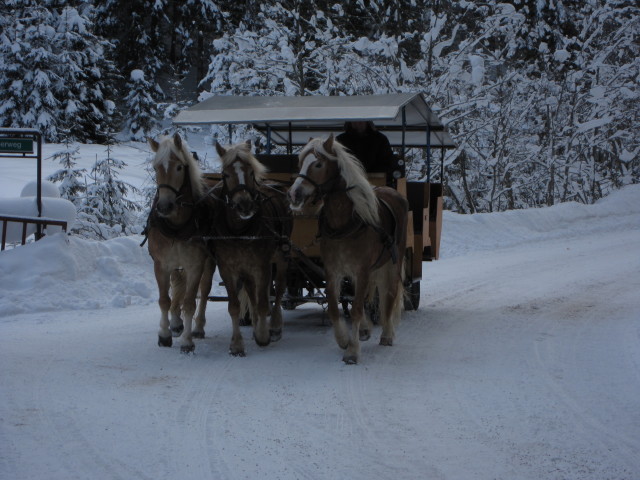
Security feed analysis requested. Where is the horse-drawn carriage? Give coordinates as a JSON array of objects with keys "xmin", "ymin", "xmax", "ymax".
[
  {"xmin": 147, "ymin": 93, "xmax": 454, "ymax": 362},
  {"xmin": 173, "ymin": 93, "xmax": 455, "ymax": 313}
]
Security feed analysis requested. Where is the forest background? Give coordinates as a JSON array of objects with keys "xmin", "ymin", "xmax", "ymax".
[{"xmin": 0, "ymin": 0, "xmax": 638, "ymax": 238}]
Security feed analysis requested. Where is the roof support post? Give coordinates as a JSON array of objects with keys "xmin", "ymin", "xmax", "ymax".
[
  {"xmin": 401, "ymin": 106, "xmax": 406, "ymax": 159},
  {"xmin": 426, "ymin": 124, "xmax": 432, "ymax": 183},
  {"xmin": 228, "ymin": 124, "xmax": 232, "ymax": 143},
  {"xmin": 266, "ymin": 125, "xmax": 272, "ymax": 154},
  {"xmin": 36, "ymin": 133, "xmax": 42, "ymax": 239},
  {"xmin": 288, "ymin": 122, "xmax": 292, "ymax": 154}
]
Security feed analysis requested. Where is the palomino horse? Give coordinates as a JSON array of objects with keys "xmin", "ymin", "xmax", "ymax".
[
  {"xmin": 146, "ymin": 133, "xmax": 216, "ymax": 353},
  {"xmin": 211, "ymin": 141, "xmax": 292, "ymax": 356},
  {"xmin": 288, "ymin": 134, "xmax": 408, "ymax": 364}
]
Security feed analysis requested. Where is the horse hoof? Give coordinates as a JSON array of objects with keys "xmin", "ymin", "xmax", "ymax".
[
  {"xmin": 180, "ymin": 344, "xmax": 195, "ymax": 354},
  {"xmin": 171, "ymin": 325, "xmax": 184, "ymax": 337},
  {"xmin": 270, "ymin": 329, "xmax": 282, "ymax": 342},
  {"xmin": 229, "ymin": 349, "xmax": 246, "ymax": 357},
  {"xmin": 359, "ymin": 329, "xmax": 371, "ymax": 341},
  {"xmin": 379, "ymin": 337, "xmax": 393, "ymax": 346},
  {"xmin": 342, "ymin": 354, "xmax": 358, "ymax": 365},
  {"xmin": 158, "ymin": 335, "xmax": 172, "ymax": 347},
  {"xmin": 192, "ymin": 331, "xmax": 205, "ymax": 339},
  {"xmin": 253, "ymin": 333, "xmax": 271, "ymax": 347}
]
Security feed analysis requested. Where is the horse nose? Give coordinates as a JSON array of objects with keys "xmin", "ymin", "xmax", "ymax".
[
  {"xmin": 156, "ymin": 199, "xmax": 174, "ymax": 216},
  {"xmin": 288, "ymin": 187, "xmax": 298, "ymax": 204},
  {"xmin": 235, "ymin": 199, "xmax": 255, "ymax": 219}
]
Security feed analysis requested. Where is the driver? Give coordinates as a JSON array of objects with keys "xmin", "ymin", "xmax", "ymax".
[{"xmin": 336, "ymin": 121, "xmax": 396, "ymax": 176}]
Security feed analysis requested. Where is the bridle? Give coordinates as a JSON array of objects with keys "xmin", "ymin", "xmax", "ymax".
[
  {"xmin": 294, "ymin": 149, "xmax": 352, "ymax": 204},
  {"xmin": 155, "ymin": 163, "xmax": 194, "ymax": 209},
  {"xmin": 221, "ymin": 162, "xmax": 262, "ymax": 209}
]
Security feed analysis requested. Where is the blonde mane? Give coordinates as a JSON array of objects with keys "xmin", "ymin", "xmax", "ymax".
[
  {"xmin": 304, "ymin": 137, "xmax": 380, "ymax": 226},
  {"xmin": 153, "ymin": 135, "xmax": 205, "ymax": 198},
  {"xmin": 219, "ymin": 142, "xmax": 268, "ymax": 183}
]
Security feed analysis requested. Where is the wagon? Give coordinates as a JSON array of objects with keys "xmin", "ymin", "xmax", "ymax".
[{"xmin": 173, "ymin": 93, "xmax": 455, "ymax": 312}]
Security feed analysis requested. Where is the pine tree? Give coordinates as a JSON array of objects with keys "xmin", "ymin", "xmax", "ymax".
[
  {"xmin": 0, "ymin": 1, "xmax": 62, "ymax": 141},
  {"xmin": 55, "ymin": 5, "xmax": 116, "ymax": 143},
  {"xmin": 125, "ymin": 69, "xmax": 158, "ymax": 141},
  {"xmin": 47, "ymin": 135, "xmax": 86, "ymax": 206},
  {"xmin": 81, "ymin": 134, "xmax": 141, "ymax": 238}
]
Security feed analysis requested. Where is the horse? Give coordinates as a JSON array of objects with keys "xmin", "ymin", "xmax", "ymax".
[
  {"xmin": 211, "ymin": 140, "xmax": 292, "ymax": 357},
  {"xmin": 288, "ymin": 134, "xmax": 408, "ymax": 364},
  {"xmin": 146, "ymin": 132, "xmax": 216, "ymax": 353}
]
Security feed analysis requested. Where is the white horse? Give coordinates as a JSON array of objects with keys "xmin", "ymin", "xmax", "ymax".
[{"xmin": 147, "ymin": 133, "xmax": 216, "ymax": 353}]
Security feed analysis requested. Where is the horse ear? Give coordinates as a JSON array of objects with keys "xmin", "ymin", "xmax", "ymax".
[
  {"xmin": 148, "ymin": 137, "xmax": 159, "ymax": 152},
  {"xmin": 245, "ymin": 139, "xmax": 251, "ymax": 149},
  {"xmin": 215, "ymin": 141, "xmax": 226, "ymax": 157},
  {"xmin": 172, "ymin": 132, "xmax": 183, "ymax": 150},
  {"xmin": 323, "ymin": 133, "xmax": 335, "ymax": 155}
]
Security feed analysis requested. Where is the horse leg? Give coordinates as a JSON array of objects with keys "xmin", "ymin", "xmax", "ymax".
[
  {"xmin": 360, "ymin": 283, "xmax": 377, "ymax": 342},
  {"xmin": 223, "ymin": 274, "xmax": 245, "ymax": 357},
  {"xmin": 249, "ymin": 269, "xmax": 271, "ymax": 347},
  {"xmin": 326, "ymin": 274, "xmax": 349, "ymax": 351},
  {"xmin": 343, "ymin": 272, "xmax": 369, "ymax": 365},
  {"xmin": 169, "ymin": 269, "xmax": 185, "ymax": 337},
  {"xmin": 269, "ymin": 256, "xmax": 287, "ymax": 342},
  {"xmin": 155, "ymin": 262, "xmax": 173, "ymax": 347},
  {"xmin": 178, "ymin": 266, "xmax": 203, "ymax": 354},
  {"xmin": 380, "ymin": 266, "xmax": 403, "ymax": 347},
  {"xmin": 193, "ymin": 257, "xmax": 215, "ymax": 339}
]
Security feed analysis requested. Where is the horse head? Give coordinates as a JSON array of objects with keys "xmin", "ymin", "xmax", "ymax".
[
  {"xmin": 216, "ymin": 140, "xmax": 266, "ymax": 220},
  {"xmin": 149, "ymin": 132, "xmax": 203, "ymax": 220},
  {"xmin": 288, "ymin": 135, "xmax": 341, "ymax": 211}
]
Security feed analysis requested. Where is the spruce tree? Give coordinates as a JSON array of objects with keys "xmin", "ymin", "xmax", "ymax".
[
  {"xmin": 47, "ymin": 135, "xmax": 86, "ymax": 206},
  {"xmin": 125, "ymin": 69, "xmax": 158, "ymax": 141}
]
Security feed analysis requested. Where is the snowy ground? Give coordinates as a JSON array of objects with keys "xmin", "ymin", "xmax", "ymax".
[{"xmin": 1, "ymin": 144, "xmax": 639, "ymax": 480}]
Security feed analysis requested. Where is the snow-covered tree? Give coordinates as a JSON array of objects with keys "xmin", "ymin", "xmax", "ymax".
[
  {"xmin": 0, "ymin": 2, "xmax": 62, "ymax": 140},
  {"xmin": 79, "ymin": 136, "xmax": 141, "ymax": 239},
  {"xmin": 125, "ymin": 69, "xmax": 158, "ymax": 141},
  {"xmin": 47, "ymin": 136, "xmax": 86, "ymax": 206},
  {"xmin": 55, "ymin": 5, "xmax": 116, "ymax": 142}
]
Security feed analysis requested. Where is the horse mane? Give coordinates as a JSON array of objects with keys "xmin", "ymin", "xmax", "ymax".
[
  {"xmin": 219, "ymin": 142, "xmax": 268, "ymax": 183},
  {"xmin": 305, "ymin": 137, "xmax": 380, "ymax": 226},
  {"xmin": 152, "ymin": 135, "xmax": 205, "ymax": 198}
]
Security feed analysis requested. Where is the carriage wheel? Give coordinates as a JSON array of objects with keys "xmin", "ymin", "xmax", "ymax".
[
  {"xmin": 403, "ymin": 248, "xmax": 420, "ymax": 311},
  {"xmin": 405, "ymin": 280, "xmax": 420, "ymax": 311}
]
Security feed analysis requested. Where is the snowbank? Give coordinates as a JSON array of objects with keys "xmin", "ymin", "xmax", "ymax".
[
  {"xmin": 441, "ymin": 183, "xmax": 640, "ymax": 258},
  {"xmin": 0, "ymin": 234, "xmax": 155, "ymax": 316}
]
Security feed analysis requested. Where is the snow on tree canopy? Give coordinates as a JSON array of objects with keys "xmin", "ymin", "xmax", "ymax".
[{"xmin": 130, "ymin": 69, "xmax": 145, "ymax": 82}]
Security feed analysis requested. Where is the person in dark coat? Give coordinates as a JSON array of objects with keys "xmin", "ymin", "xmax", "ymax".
[{"xmin": 336, "ymin": 121, "xmax": 396, "ymax": 175}]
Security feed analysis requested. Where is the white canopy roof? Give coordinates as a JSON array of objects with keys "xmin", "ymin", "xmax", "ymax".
[{"xmin": 173, "ymin": 93, "xmax": 455, "ymax": 149}]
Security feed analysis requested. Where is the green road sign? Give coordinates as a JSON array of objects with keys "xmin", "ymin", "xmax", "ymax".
[{"xmin": 0, "ymin": 138, "xmax": 34, "ymax": 154}]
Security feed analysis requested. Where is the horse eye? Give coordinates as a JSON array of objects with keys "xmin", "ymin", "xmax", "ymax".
[
  {"xmin": 315, "ymin": 162, "xmax": 323, "ymax": 168},
  {"xmin": 176, "ymin": 165, "xmax": 183, "ymax": 171}
]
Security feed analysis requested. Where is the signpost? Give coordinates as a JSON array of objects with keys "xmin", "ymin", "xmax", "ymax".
[
  {"xmin": 0, "ymin": 128, "xmax": 43, "ymax": 238},
  {"xmin": 0, "ymin": 137, "xmax": 35, "ymax": 154}
]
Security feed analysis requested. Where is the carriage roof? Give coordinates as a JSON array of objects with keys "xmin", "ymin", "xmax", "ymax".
[{"xmin": 173, "ymin": 93, "xmax": 455, "ymax": 149}]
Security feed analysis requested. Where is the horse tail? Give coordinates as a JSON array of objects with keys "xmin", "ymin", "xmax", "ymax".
[
  {"xmin": 395, "ymin": 256, "xmax": 406, "ymax": 319},
  {"xmin": 238, "ymin": 286, "xmax": 252, "ymax": 325},
  {"xmin": 170, "ymin": 269, "xmax": 186, "ymax": 309}
]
